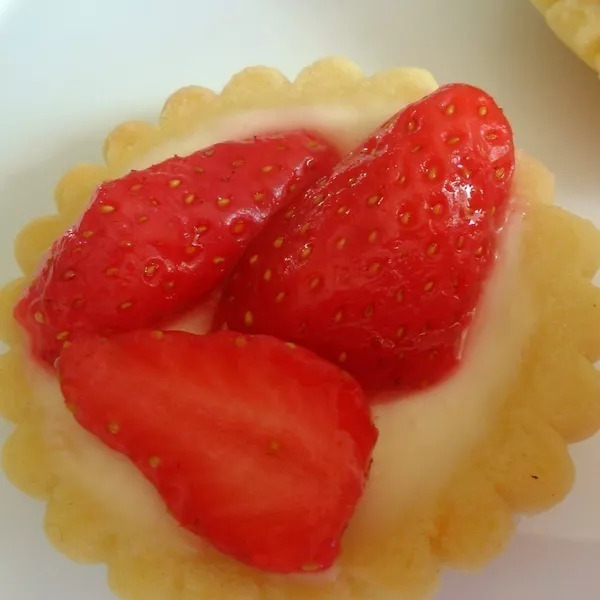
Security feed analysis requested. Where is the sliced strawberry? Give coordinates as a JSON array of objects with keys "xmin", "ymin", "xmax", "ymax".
[
  {"xmin": 58, "ymin": 330, "xmax": 377, "ymax": 573},
  {"xmin": 16, "ymin": 131, "xmax": 340, "ymax": 365},
  {"xmin": 215, "ymin": 84, "xmax": 515, "ymax": 394}
]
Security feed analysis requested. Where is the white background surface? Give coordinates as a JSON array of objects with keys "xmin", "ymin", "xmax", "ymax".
[{"xmin": 1, "ymin": 0, "xmax": 599, "ymax": 598}]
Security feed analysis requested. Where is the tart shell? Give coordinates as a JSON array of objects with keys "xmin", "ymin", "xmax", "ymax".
[{"xmin": 532, "ymin": 0, "xmax": 600, "ymax": 74}]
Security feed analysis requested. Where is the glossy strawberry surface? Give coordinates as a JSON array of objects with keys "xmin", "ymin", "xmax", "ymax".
[
  {"xmin": 216, "ymin": 84, "xmax": 515, "ymax": 393},
  {"xmin": 59, "ymin": 330, "xmax": 377, "ymax": 572},
  {"xmin": 16, "ymin": 130, "xmax": 339, "ymax": 364}
]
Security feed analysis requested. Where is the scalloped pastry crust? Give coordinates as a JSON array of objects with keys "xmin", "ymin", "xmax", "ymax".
[
  {"xmin": 1, "ymin": 58, "xmax": 600, "ymax": 600},
  {"xmin": 532, "ymin": 0, "xmax": 600, "ymax": 74}
]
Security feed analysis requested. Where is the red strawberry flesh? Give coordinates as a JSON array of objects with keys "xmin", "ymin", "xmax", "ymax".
[
  {"xmin": 58, "ymin": 330, "xmax": 377, "ymax": 573},
  {"xmin": 214, "ymin": 84, "xmax": 515, "ymax": 394},
  {"xmin": 16, "ymin": 130, "xmax": 340, "ymax": 365}
]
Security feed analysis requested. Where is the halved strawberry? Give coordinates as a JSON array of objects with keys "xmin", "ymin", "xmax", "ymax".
[
  {"xmin": 215, "ymin": 84, "xmax": 515, "ymax": 394},
  {"xmin": 16, "ymin": 131, "xmax": 339, "ymax": 365},
  {"xmin": 58, "ymin": 330, "xmax": 377, "ymax": 573}
]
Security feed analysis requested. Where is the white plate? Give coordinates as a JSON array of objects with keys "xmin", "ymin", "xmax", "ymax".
[{"xmin": 1, "ymin": 0, "xmax": 599, "ymax": 598}]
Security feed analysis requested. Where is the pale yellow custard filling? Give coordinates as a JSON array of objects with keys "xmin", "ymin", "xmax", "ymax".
[{"xmin": 25, "ymin": 104, "xmax": 534, "ymax": 551}]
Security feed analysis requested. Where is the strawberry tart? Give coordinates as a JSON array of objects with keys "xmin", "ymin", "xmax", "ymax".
[{"xmin": 1, "ymin": 58, "xmax": 599, "ymax": 600}]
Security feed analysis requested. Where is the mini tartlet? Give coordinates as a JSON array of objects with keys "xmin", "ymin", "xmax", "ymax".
[{"xmin": 1, "ymin": 58, "xmax": 599, "ymax": 600}]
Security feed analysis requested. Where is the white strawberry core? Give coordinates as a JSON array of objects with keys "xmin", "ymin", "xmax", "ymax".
[{"xmin": 25, "ymin": 105, "xmax": 534, "ymax": 557}]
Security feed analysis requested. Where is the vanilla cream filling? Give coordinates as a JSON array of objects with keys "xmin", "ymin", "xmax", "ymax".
[{"xmin": 25, "ymin": 104, "xmax": 535, "ymax": 552}]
